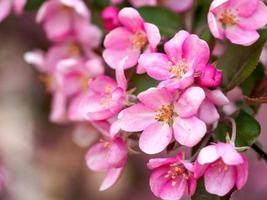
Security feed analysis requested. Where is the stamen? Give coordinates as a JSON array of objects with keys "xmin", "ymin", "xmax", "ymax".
[
  {"xmin": 219, "ymin": 9, "xmax": 238, "ymax": 27},
  {"xmin": 68, "ymin": 43, "xmax": 81, "ymax": 57},
  {"xmin": 169, "ymin": 59, "xmax": 189, "ymax": 78},
  {"xmin": 155, "ymin": 104, "xmax": 174, "ymax": 124},
  {"xmin": 39, "ymin": 74, "xmax": 54, "ymax": 92},
  {"xmin": 132, "ymin": 31, "xmax": 148, "ymax": 49}
]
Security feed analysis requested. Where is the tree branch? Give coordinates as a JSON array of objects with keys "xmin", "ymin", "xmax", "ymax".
[{"xmin": 252, "ymin": 143, "xmax": 267, "ymax": 162}]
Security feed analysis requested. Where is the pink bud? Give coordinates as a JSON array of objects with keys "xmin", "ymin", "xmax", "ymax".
[
  {"xmin": 196, "ymin": 64, "xmax": 222, "ymax": 88},
  {"xmin": 101, "ymin": 6, "xmax": 120, "ymax": 31}
]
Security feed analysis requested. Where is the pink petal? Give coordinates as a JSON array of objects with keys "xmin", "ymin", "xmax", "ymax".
[
  {"xmin": 147, "ymin": 158, "xmax": 177, "ymax": 169},
  {"xmin": 138, "ymin": 53, "xmax": 172, "ymax": 80},
  {"xmin": 84, "ymin": 58, "xmax": 104, "ymax": 77},
  {"xmin": 236, "ymin": 155, "xmax": 248, "ymax": 190},
  {"xmin": 159, "ymin": 177, "xmax": 187, "ymax": 200},
  {"xmin": 24, "ymin": 50, "xmax": 46, "ymax": 72},
  {"xmin": 194, "ymin": 161, "xmax": 208, "ymax": 178},
  {"xmin": 174, "ymin": 86, "xmax": 205, "ymax": 118},
  {"xmin": 182, "ymin": 33, "xmax": 210, "ymax": 71},
  {"xmin": 173, "ymin": 117, "xmax": 206, "ymax": 147},
  {"xmin": 104, "ymin": 27, "xmax": 133, "ymax": 49},
  {"xmin": 118, "ymin": 103, "xmax": 155, "ymax": 132},
  {"xmin": 206, "ymin": 89, "xmax": 229, "ymax": 106},
  {"xmin": 164, "ymin": 30, "xmax": 189, "ymax": 62},
  {"xmin": 13, "ymin": 0, "xmax": 27, "ymax": 15},
  {"xmin": 0, "ymin": 0, "xmax": 12, "ymax": 22},
  {"xmin": 149, "ymin": 166, "xmax": 170, "ymax": 197},
  {"xmin": 138, "ymin": 87, "xmax": 174, "ymax": 110},
  {"xmin": 60, "ymin": 0, "xmax": 90, "ymax": 19},
  {"xmin": 238, "ymin": 1, "xmax": 267, "ymax": 30},
  {"xmin": 164, "ymin": 0, "xmax": 194, "ymax": 13},
  {"xmin": 209, "ymin": 0, "xmax": 229, "ymax": 10},
  {"xmin": 225, "ymin": 25, "xmax": 259, "ymax": 46},
  {"xmin": 204, "ymin": 164, "xmax": 236, "ymax": 196},
  {"xmin": 216, "ymin": 143, "xmax": 244, "ymax": 165},
  {"xmin": 99, "ymin": 168, "xmax": 124, "ymax": 191},
  {"xmin": 89, "ymin": 75, "xmax": 117, "ymax": 94},
  {"xmin": 144, "ymin": 22, "xmax": 161, "ymax": 50},
  {"xmin": 208, "ymin": 12, "xmax": 225, "ymax": 40},
  {"xmin": 158, "ymin": 75, "xmax": 194, "ymax": 90},
  {"xmin": 129, "ymin": 0, "xmax": 157, "ymax": 7},
  {"xmin": 139, "ymin": 122, "xmax": 172, "ymax": 154},
  {"xmin": 188, "ymin": 177, "xmax": 197, "ymax": 196},
  {"xmin": 49, "ymin": 91, "xmax": 67, "ymax": 123},
  {"xmin": 115, "ymin": 57, "xmax": 128, "ymax": 91},
  {"xmin": 198, "ymin": 100, "xmax": 220, "ymax": 124},
  {"xmin": 229, "ymin": 0, "xmax": 258, "ymax": 17},
  {"xmin": 118, "ymin": 7, "xmax": 144, "ymax": 32},
  {"xmin": 107, "ymin": 137, "xmax": 128, "ymax": 168},
  {"xmin": 197, "ymin": 145, "xmax": 220, "ymax": 165}
]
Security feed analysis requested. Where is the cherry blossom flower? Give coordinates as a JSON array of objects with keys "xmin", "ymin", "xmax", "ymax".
[
  {"xmin": 195, "ymin": 142, "xmax": 248, "ymax": 196},
  {"xmin": 196, "ymin": 64, "xmax": 223, "ymax": 88},
  {"xmin": 0, "ymin": 0, "xmax": 27, "ymax": 22},
  {"xmin": 138, "ymin": 30, "xmax": 210, "ymax": 90},
  {"xmin": 103, "ymin": 7, "xmax": 160, "ymax": 70},
  {"xmin": 101, "ymin": 6, "xmax": 120, "ymax": 31},
  {"xmin": 118, "ymin": 86, "xmax": 207, "ymax": 154},
  {"xmin": 208, "ymin": 0, "xmax": 267, "ymax": 46},
  {"xmin": 37, "ymin": 0, "xmax": 102, "ymax": 46},
  {"xmin": 86, "ymin": 136, "xmax": 128, "ymax": 191},
  {"xmin": 147, "ymin": 153, "xmax": 197, "ymax": 200}
]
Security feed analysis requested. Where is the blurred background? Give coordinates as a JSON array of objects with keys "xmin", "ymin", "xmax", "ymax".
[{"xmin": 0, "ymin": 13, "xmax": 266, "ymax": 200}]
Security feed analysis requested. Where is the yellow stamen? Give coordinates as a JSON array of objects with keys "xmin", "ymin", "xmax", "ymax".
[
  {"xmin": 132, "ymin": 31, "xmax": 148, "ymax": 49},
  {"xmin": 155, "ymin": 104, "xmax": 174, "ymax": 124}
]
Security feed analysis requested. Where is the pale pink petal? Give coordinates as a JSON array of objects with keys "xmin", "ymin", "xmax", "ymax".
[
  {"xmin": 139, "ymin": 123, "xmax": 172, "ymax": 154},
  {"xmin": 204, "ymin": 164, "xmax": 236, "ymax": 196},
  {"xmin": 164, "ymin": 30, "xmax": 189, "ymax": 61},
  {"xmin": 118, "ymin": 103, "xmax": 155, "ymax": 132},
  {"xmin": 225, "ymin": 25, "xmax": 259, "ymax": 46},
  {"xmin": 174, "ymin": 86, "xmax": 205, "ymax": 118},
  {"xmin": 104, "ymin": 27, "xmax": 133, "ymax": 49},
  {"xmin": 108, "ymin": 137, "xmax": 128, "ymax": 168},
  {"xmin": 209, "ymin": 0, "xmax": 229, "ymax": 10},
  {"xmin": 138, "ymin": 87, "xmax": 174, "ymax": 110},
  {"xmin": 206, "ymin": 89, "xmax": 229, "ymax": 106},
  {"xmin": 60, "ymin": 0, "xmax": 90, "ymax": 19},
  {"xmin": 236, "ymin": 155, "xmax": 248, "ymax": 190},
  {"xmin": 238, "ymin": 1, "xmax": 267, "ymax": 30},
  {"xmin": 89, "ymin": 75, "xmax": 117, "ymax": 94},
  {"xmin": 99, "ymin": 168, "xmax": 124, "ymax": 191},
  {"xmin": 13, "ymin": 0, "xmax": 27, "ymax": 15},
  {"xmin": 144, "ymin": 22, "xmax": 161, "ymax": 50},
  {"xmin": 173, "ymin": 117, "xmax": 206, "ymax": 147},
  {"xmin": 24, "ymin": 50, "xmax": 46, "ymax": 72},
  {"xmin": 149, "ymin": 166, "xmax": 170, "ymax": 197},
  {"xmin": 229, "ymin": 0, "xmax": 258, "ymax": 17},
  {"xmin": 164, "ymin": 0, "xmax": 194, "ymax": 13},
  {"xmin": 208, "ymin": 12, "xmax": 225, "ymax": 40},
  {"xmin": 198, "ymin": 100, "xmax": 220, "ymax": 124},
  {"xmin": 0, "ymin": 0, "xmax": 12, "ymax": 22},
  {"xmin": 49, "ymin": 91, "xmax": 67, "ymax": 123},
  {"xmin": 84, "ymin": 58, "xmax": 104, "ymax": 77},
  {"xmin": 197, "ymin": 145, "xmax": 220, "ymax": 165},
  {"xmin": 118, "ymin": 7, "xmax": 144, "ymax": 32},
  {"xmin": 216, "ymin": 143, "xmax": 244, "ymax": 165},
  {"xmin": 147, "ymin": 158, "xmax": 177, "ymax": 169},
  {"xmin": 159, "ymin": 177, "xmax": 187, "ymax": 200},
  {"xmin": 115, "ymin": 57, "xmax": 128, "ymax": 91},
  {"xmin": 138, "ymin": 53, "xmax": 172, "ymax": 80},
  {"xmin": 129, "ymin": 0, "xmax": 157, "ymax": 7}
]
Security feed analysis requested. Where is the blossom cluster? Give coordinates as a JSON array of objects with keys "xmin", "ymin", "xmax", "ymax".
[{"xmin": 0, "ymin": 0, "xmax": 265, "ymax": 199}]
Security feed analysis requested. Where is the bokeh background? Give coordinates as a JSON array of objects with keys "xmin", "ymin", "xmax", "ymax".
[{"xmin": 0, "ymin": 13, "xmax": 266, "ymax": 200}]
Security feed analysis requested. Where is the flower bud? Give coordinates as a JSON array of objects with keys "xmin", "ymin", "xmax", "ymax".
[
  {"xmin": 196, "ymin": 64, "xmax": 222, "ymax": 88},
  {"xmin": 101, "ymin": 6, "xmax": 120, "ymax": 31}
]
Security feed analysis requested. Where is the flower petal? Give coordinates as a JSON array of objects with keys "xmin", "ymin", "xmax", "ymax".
[
  {"xmin": 236, "ymin": 155, "xmax": 248, "ymax": 190},
  {"xmin": 99, "ymin": 168, "xmax": 124, "ymax": 191},
  {"xmin": 139, "ymin": 122, "xmax": 172, "ymax": 154},
  {"xmin": 147, "ymin": 158, "xmax": 177, "ymax": 169},
  {"xmin": 118, "ymin": 7, "xmax": 144, "ymax": 32},
  {"xmin": 159, "ymin": 177, "xmax": 187, "ymax": 200},
  {"xmin": 149, "ymin": 166, "xmax": 170, "ymax": 197},
  {"xmin": 197, "ymin": 145, "xmax": 220, "ymax": 165},
  {"xmin": 198, "ymin": 100, "xmax": 220, "ymax": 124},
  {"xmin": 0, "ymin": 0, "xmax": 12, "ymax": 22},
  {"xmin": 144, "ymin": 22, "xmax": 161, "ymax": 50},
  {"xmin": 229, "ymin": 0, "xmax": 258, "ymax": 17},
  {"xmin": 206, "ymin": 89, "xmax": 229, "ymax": 106},
  {"xmin": 216, "ymin": 143, "xmax": 244, "ymax": 165}
]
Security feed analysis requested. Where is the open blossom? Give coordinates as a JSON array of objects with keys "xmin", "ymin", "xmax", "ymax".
[
  {"xmin": 139, "ymin": 30, "xmax": 210, "ymax": 90},
  {"xmin": 24, "ymin": 42, "xmax": 104, "ymax": 122},
  {"xmin": 0, "ymin": 0, "xmax": 27, "ymax": 22},
  {"xmin": 103, "ymin": 7, "xmax": 160, "ymax": 70},
  {"xmin": 208, "ymin": 0, "xmax": 267, "ymax": 46},
  {"xmin": 86, "ymin": 136, "xmax": 128, "ymax": 191},
  {"xmin": 37, "ymin": 0, "xmax": 102, "ymax": 46},
  {"xmin": 147, "ymin": 153, "xmax": 197, "ymax": 200},
  {"xmin": 118, "ymin": 87, "xmax": 207, "ymax": 154},
  {"xmin": 195, "ymin": 142, "xmax": 248, "ymax": 196},
  {"xmin": 196, "ymin": 64, "xmax": 223, "ymax": 88},
  {"xmin": 101, "ymin": 6, "xmax": 120, "ymax": 31}
]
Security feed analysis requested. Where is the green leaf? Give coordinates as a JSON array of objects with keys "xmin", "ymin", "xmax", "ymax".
[
  {"xmin": 235, "ymin": 110, "xmax": 261, "ymax": 147},
  {"xmin": 26, "ymin": 0, "xmax": 45, "ymax": 11},
  {"xmin": 217, "ymin": 30, "xmax": 267, "ymax": 91},
  {"xmin": 128, "ymin": 74, "xmax": 158, "ymax": 94},
  {"xmin": 138, "ymin": 6, "xmax": 183, "ymax": 38},
  {"xmin": 192, "ymin": 0, "xmax": 212, "ymax": 29}
]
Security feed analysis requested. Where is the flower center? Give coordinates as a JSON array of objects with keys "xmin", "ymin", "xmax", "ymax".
[
  {"xmin": 132, "ymin": 31, "xmax": 148, "ymax": 49},
  {"xmin": 219, "ymin": 9, "xmax": 237, "ymax": 27},
  {"xmin": 68, "ymin": 43, "xmax": 81, "ymax": 57},
  {"xmin": 100, "ymin": 85, "xmax": 113, "ymax": 107},
  {"xmin": 165, "ymin": 163, "xmax": 189, "ymax": 186},
  {"xmin": 39, "ymin": 74, "xmax": 54, "ymax": 92},
  {"xmin": 169, "ymin": 60, "xmax": 189, "ymax": 78},
  {"xmin": 212, "ymin": 159, "xmax": 229, "ymax": 172},
  {"xmin": 60, "ymin": 5, "xmax": 73, "ymax": 12},
  {"xmin": 155, "ymin": 104, "xmax": 174, "ymax": 124}
]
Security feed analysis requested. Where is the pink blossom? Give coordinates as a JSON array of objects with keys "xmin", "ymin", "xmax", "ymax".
[
  {"xmin": 208, "ymin": 0, "xmax": 267, "ymax": 46},
  {"xmin": 139, "ymin": 30, "xmax": 210, "ymax": 90},
  {"xmin": 86, "ymin": 136, "xmax": 128, "ymax": 191},
  {"xmin": 70, "ymin": 58, "xmax": 128, "ymax": 121},
  {"xmin": 0, "ymin": 0, "xmax": 27, "ymax": 22},
  {"xmin": 118, "ymin": 86, "xmax": 207, "ymax": 154},
  {"xmin": 103, "ymin": 7, "xmax": 161, "ymax": 70},
  {"xmin": 111, "ymin": 0, "xmax": 124, "ymax": 4},
  {"xmin": 196, "ymin": 64, "xmax": 223, "ymax": 88},
  {"xmin": 37, "ymin": 0, "xmax": 102, "ymax": 46},
  {"xmin": 198, "ymin": 89, "xmax": 229, "ymax": 125},
  {"xmin": 101, "ymin": 6, "xmax": 120, "ymax": 31},
  {"xmin": 24, "ymin": 42, "xmax": 104, "ymax": 122},
  {"xmin": 147, "ymin": 153, "xmax": 197, "ymax": 200},
  {"xmin": 195, "ymin": 142, "xmax": 248, "ymax": 196}
]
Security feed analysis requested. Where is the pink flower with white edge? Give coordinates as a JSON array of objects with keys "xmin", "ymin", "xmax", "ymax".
[
  {"xmin": 196, "ymin": 64, "xmax": 223, "ymax": 88},
  {"xmin": 37, "ymin": 0, "xmax": 102, "ymax": 46},
  {"xmin": 208, "ymin": 0, "xmax": 267, "ymax": 46},
  {"xmin": 118, "ymin": 86, "xmax": 207, "ymax": 154},
  {"xmin": 139, "ymin": 30, "xmax": 210, "ymax": 90},
  {"xmin": 0, "ymin": 0, "xmax": 27, "ymax": 22},
  {"xmin": 195, "ymin": 142, "xmax": 248, "ymax": 196},
  {"xmin": 148, "ymin": 153, "xmax": 197, "ymax": 200},
  {"xmin": 73, "ymin": 58, "xmax": 128, "ymax": 121},
  {"xmin": 198, "ymin": 89, "xmax": 229, "ymax": 125},
  {"xmin": 86, "ymin": 136, "xmax": 128, "ymax": 191},
  {"xmin": 103, "ymin": 7, "xmax": 161, "ymax": 70},
  {"xmin": 101, "ymin": 6, "xmax": 120, "ymax": 31}
]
